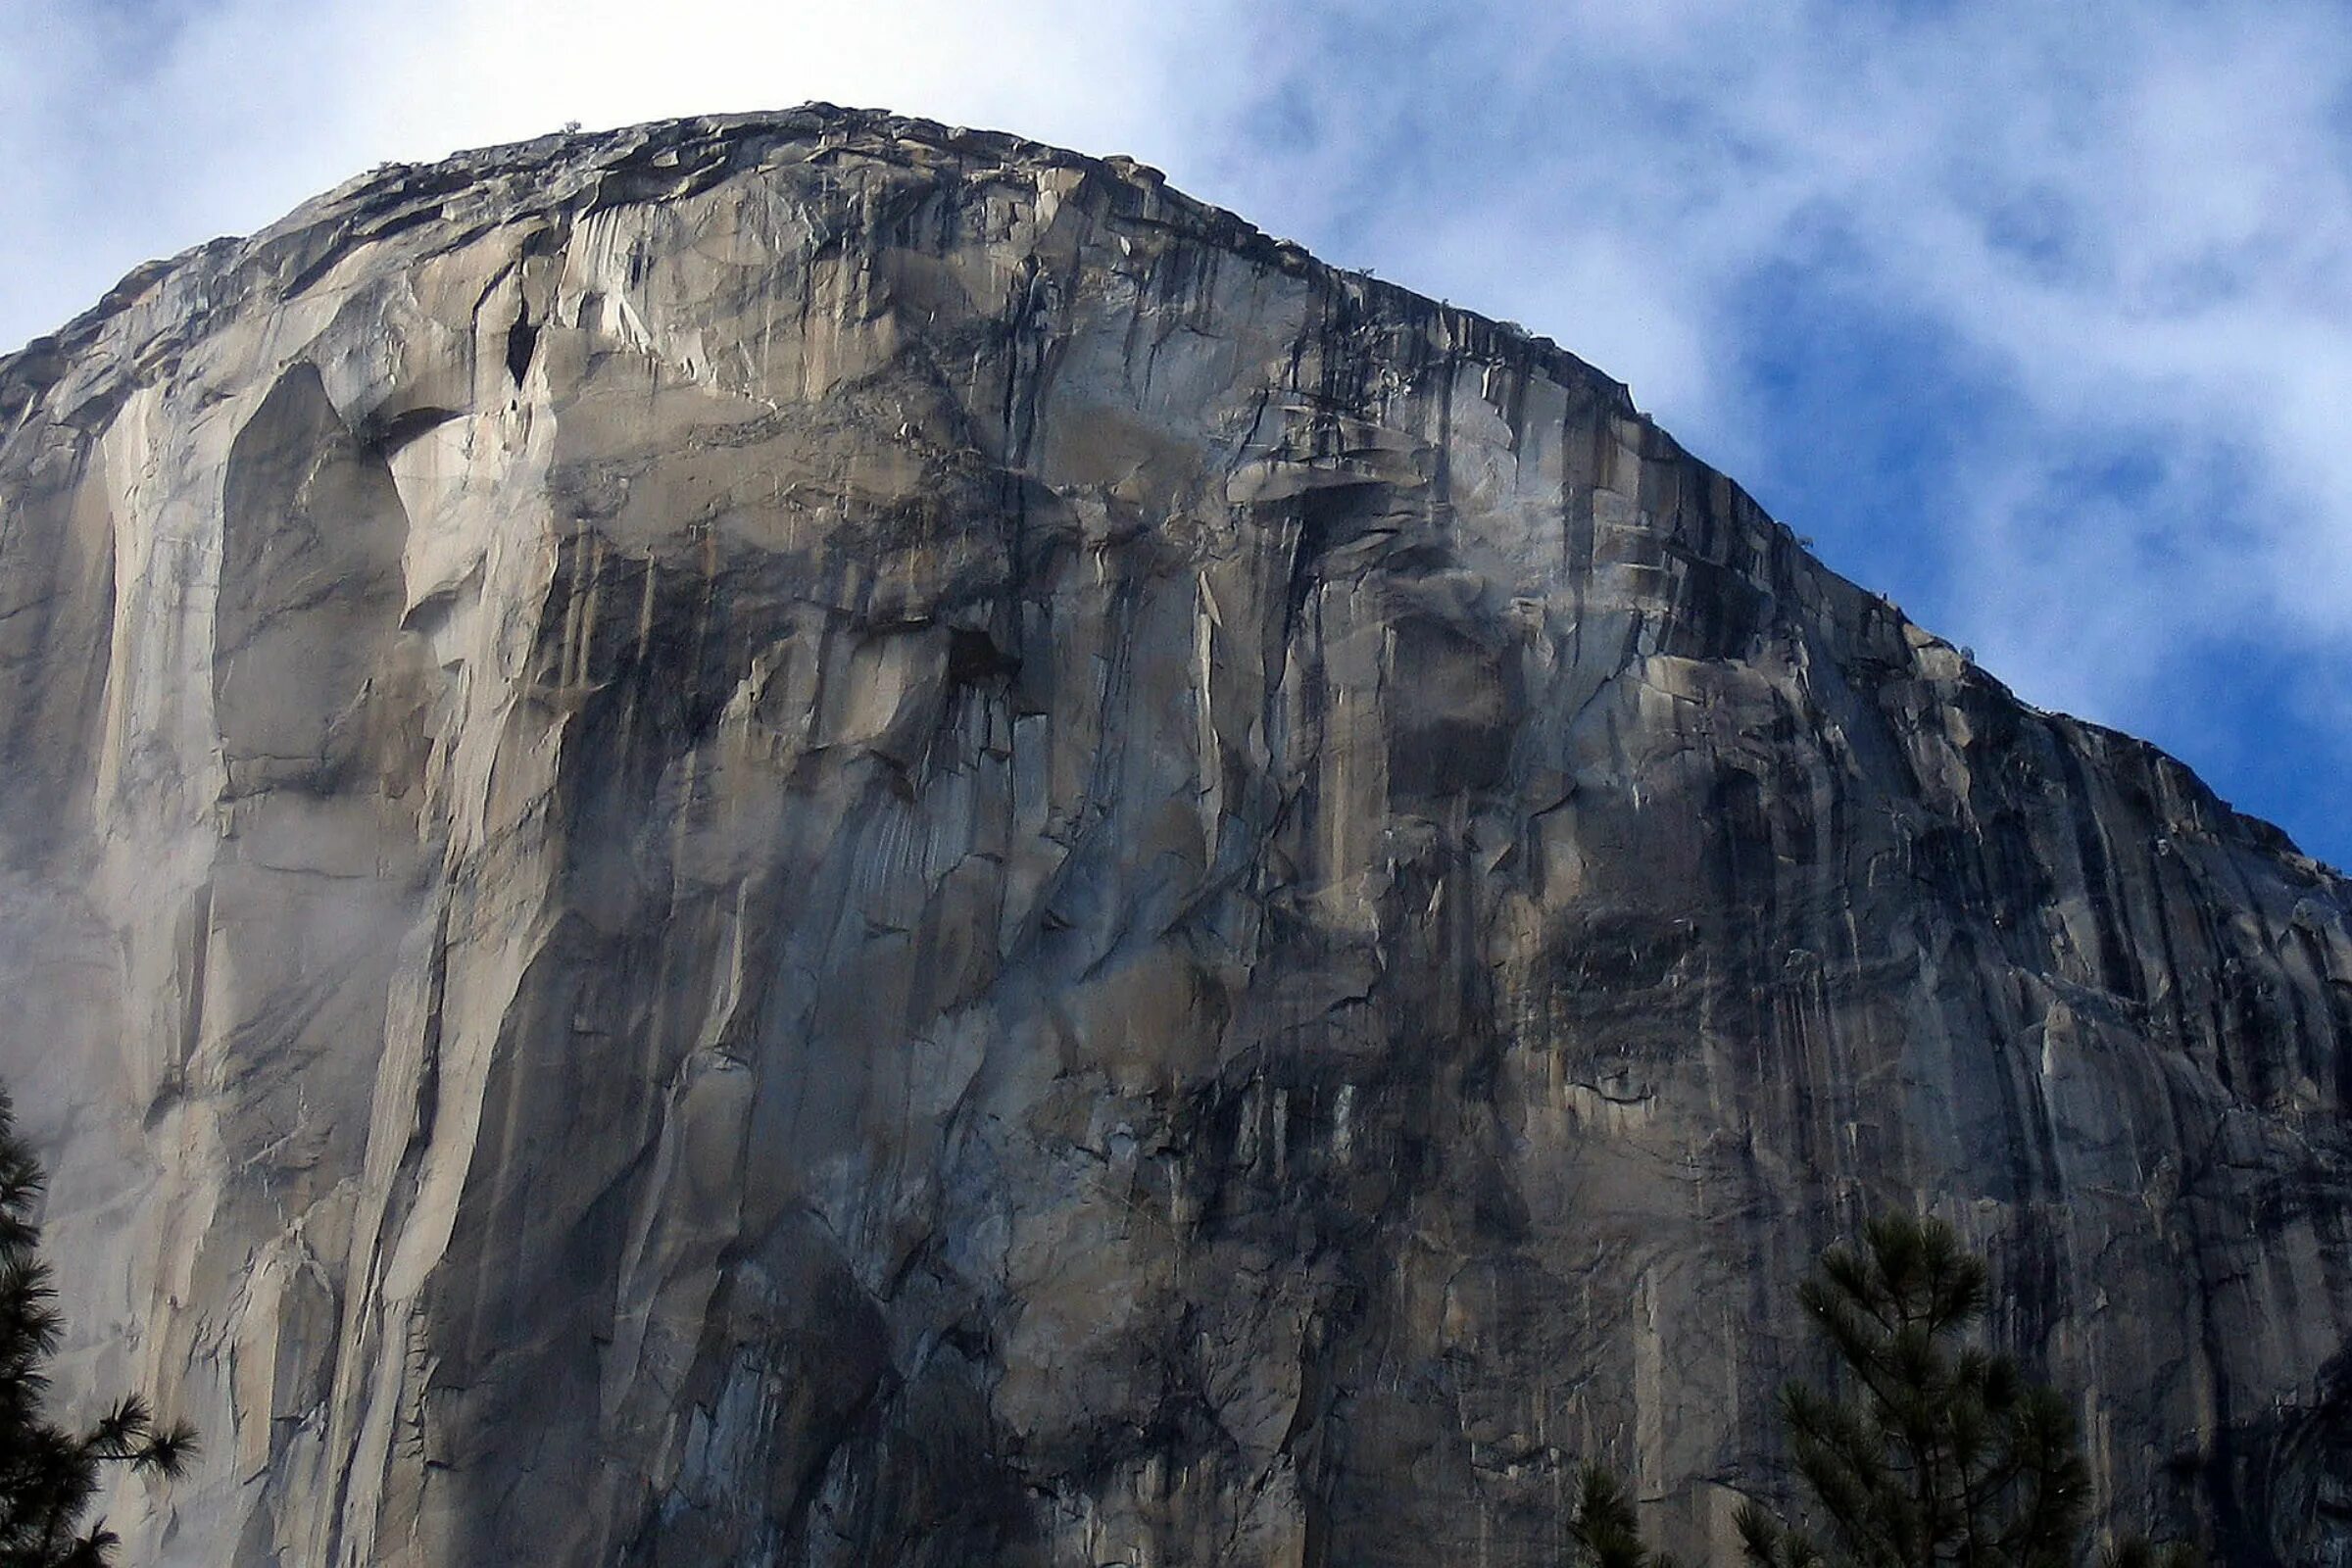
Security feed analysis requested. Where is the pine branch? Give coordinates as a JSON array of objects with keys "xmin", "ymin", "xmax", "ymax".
[{"xmin": 0, "ymin": 1086, "xmax": 197, "ymax": 1566}]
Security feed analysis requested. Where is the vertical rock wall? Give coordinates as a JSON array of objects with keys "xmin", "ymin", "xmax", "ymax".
[{"xmin": 0, "ymin": 108, "xmax": 2347, "ymax": 1565}]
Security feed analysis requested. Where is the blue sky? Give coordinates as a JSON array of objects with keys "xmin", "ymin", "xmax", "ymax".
[{"xmin": 6, "ymin": 0, "xmax": 2349, "ymax": 866}]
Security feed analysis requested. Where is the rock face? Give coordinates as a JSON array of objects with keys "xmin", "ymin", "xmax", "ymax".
[{"xmin": 2, "ymin": 106, "xmax": 2349, "ymax": 1567}]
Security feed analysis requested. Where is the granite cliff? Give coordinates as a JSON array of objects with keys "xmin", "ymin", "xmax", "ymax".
[{"xmin": 1, "ymin": 107, "xmax": 2348, "ymax": 1566}]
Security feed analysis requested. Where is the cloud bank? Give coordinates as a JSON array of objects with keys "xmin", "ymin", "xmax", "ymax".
[{"xmin": 5, "ymin": 0, "xmax": 2348, "ymax": 861}]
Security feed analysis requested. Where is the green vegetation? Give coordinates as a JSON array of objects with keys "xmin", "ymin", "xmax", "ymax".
[
  {"xmin": 1581, "ymin": 1213, "xmax": 2198, "ymax": 1568},
  {"xmin": 1566, "ymin": 1463, "xmax": 1686, "ymax": 1568},
  {"xmin": 0, "ymin": 1092, "xmax": 192, "ymax": 1567}
]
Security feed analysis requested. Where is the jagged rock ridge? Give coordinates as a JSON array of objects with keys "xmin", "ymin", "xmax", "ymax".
[{"xmin": 1, "ymin": 105, "xmax": 2348, "ymax": 1566}]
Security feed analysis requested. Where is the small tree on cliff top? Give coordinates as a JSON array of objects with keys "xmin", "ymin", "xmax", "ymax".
[{"xmin": 0, "ymin": 1091, "xmax": 192, "ymax": 1567}]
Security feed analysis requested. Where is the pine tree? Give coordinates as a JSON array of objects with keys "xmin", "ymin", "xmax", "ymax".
[
  {"xmin": 0, "ymin": 1090, "xmax": 192, "ymax": 1567},
  {"xmin": 1734, "ymin": 1212, "xmax": 2195, "ymax": 1568},
  {"xmin": 1566, "ymin": 1463, "xmax": 1685, "ymax": 1568}
]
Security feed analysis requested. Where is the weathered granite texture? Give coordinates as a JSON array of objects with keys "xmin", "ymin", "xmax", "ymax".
[{"xmin": 1, "ymin": 106, "xmax": 2348, "ymax": 1567}]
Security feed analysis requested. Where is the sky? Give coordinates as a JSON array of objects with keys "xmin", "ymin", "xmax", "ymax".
[{"xmin": 4, "ymin": 0, "xmax": 2349, "ymax": 867}]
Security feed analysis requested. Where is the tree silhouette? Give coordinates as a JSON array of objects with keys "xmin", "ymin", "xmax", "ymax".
[
  {"xmin": 1566, "ymin": 1463, "xmax": 1685, "ymax": 1568},
  {"xmin": 0, "ymin": 1091, "xmax": 192, "ymax": 1567},
  {"xmin": 1735, "ymin": 1212, "xmax": 2195, "ymax": 1568}
]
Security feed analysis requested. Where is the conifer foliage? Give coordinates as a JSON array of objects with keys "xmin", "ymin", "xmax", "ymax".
[
  {"xmin": 0, "ymin": 1092, "xmax": 192, "ymax": 1567},
  {"xmin": 1733, "ymin": 1213, "xmax": 2193, "ymax": 1568},
  {"xmin": 1567, "ymin": 1463, "xmax": 1685, "ymax": 1568}
]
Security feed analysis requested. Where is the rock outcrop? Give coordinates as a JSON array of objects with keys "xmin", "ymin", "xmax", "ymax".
[{"xmin": 2, "ymin": 106, "xmax": 2348, "ymax": 1566}]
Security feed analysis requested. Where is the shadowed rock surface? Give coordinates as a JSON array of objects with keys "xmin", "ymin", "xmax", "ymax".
[{"xmin": 1, "ymin": 106, "xmax": 2348, "ymax": 1566}]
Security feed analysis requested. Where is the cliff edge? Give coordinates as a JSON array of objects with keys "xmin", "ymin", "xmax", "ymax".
[{"xmin": 1, "ymin": 106, "xmax": 2347, "ymax": 1565}]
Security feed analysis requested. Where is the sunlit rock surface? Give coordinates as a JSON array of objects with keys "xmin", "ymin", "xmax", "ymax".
[{"xmin": 2, "ymin": 106, "xmax": 2348, "ymax": 1566}]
